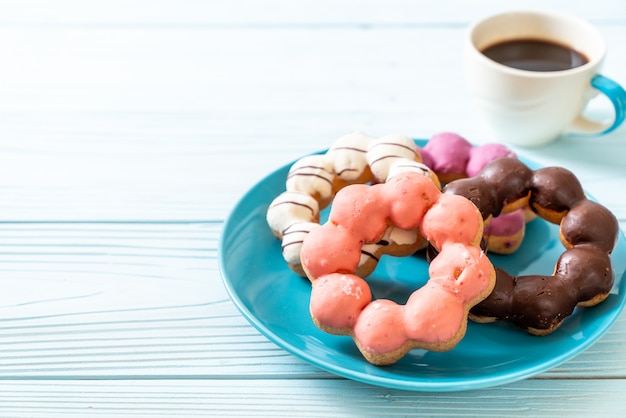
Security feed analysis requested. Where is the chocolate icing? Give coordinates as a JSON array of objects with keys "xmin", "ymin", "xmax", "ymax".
[
  {"xmin": 442, "ymin": 158, "xmax": 619, "ymax": 334},
  {"xmin": 530, "ymin": 167, "xmax": 586, "ymax": 220},
  {"xmin": 561, "ymin": 200, "xmax": 618, "ymax": 252},
  {"xmin": 286, "ymin": 165, "xmax": 334, "ymax": 186},
  {"xmin": 443, "ymin": 158, "xmax": 534, "ymax": 219}
]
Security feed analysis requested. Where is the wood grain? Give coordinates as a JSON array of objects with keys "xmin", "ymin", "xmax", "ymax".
[
  {"xmin": 0, "ymin": 379, "xmax": 625, "ymax": 417},
  {"xmin": 0, "ymin": 222, "xmax": 624, "ymax": 380},
  {"xmin": 0, "ymin": 0, "xmax": 625, "ymax": 415}
]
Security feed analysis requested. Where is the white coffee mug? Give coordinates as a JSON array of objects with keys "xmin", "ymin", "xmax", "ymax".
[{"xmin": 465, "ymin": 10, "xmax": 626, "ymax": 147}]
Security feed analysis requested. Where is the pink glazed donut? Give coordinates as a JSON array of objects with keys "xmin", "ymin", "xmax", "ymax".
[{"xmin": 300, "ymin": 167, "xmax": 496, "ymax": 366}]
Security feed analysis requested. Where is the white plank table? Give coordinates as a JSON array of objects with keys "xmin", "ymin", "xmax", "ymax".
[{"xmin": 0, "ymin": 1, "xmax": 625, "ymax": 416}]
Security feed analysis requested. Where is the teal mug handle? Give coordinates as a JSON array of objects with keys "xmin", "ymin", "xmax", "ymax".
[{"xmin": 569, "ymin": 74, "xmax": 626, "ymax": 136}]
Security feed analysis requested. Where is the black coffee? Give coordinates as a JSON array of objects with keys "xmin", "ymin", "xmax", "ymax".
[{"xmin": 481, "ymin": 39, "xmax": 588, "ymax": 72}]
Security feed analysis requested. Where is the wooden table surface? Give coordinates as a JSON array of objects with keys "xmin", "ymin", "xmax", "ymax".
[{"xmin": 1, "ymin": 0, "xmax": 625, "ymax": 416}]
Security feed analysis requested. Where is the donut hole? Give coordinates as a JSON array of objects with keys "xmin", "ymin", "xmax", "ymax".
[
  {"xmin": 366, "ymin": 252, "xmax": 431, "ymax": 304},
  {"xmin": 486, "ymin": 217, "xmax": 555, "ymax": 276}
]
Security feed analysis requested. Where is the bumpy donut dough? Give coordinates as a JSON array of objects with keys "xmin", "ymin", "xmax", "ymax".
[
  {"xmin": 443, "ymin": 158, "xmax": 619, "ymax": 335},
  {"xmin": 301, "ymin": 164, "xmax": 496, "ymax": 365}
]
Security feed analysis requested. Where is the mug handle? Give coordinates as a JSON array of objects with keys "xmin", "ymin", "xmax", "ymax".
[{"xmin": 568, "ymin": 74, "xmax": 626, "ymax": 136}]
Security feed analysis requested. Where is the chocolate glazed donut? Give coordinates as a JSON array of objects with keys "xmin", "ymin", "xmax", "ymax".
[{"xmin": 442, "ymin": 158, "xmax": 619, "ymax": 335}]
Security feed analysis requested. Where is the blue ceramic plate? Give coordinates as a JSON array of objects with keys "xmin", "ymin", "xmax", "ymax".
[{"xmin": 218, "ymin": 140, "xmax": 626, "ymax": 392}]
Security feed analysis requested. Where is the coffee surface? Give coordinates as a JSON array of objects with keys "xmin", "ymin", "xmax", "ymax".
[{"xmin": 481, "ymin": 39, "xmax": 588, "ymax": 71}]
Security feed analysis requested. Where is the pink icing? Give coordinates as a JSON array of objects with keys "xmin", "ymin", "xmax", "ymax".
[
  {"xmin": 421, "ymin": 132, "xmax": 472, "ymax": 175},
  {"xmin": 419, "ymin": 132, "xmax": 517, "ymax": 181},
  {"xmin": 353, "ymin": 300, "xmax": 407, "ymax": 352},
  {"xmin": 485, "ymin": 209, "xmax": 525, "ymax": 236},
  {"xmin": 301, "ymin": 171, "xmax": 495, "ymax": 360},
  {"xmin": 421, "ymin": 194, "xmax": 483, "ymax": 250},
  {"xmin": 310, "ymin": 273, "xmax": 372, "ymax": 329},
  {"xmin": 402, "ymin": 286, "xmax": 464, "ymax": 342},
  {"xmin": 428, "ymin": 242, "xmax": 494, "ymax": 302},
  {"xmin": 386, "ymin": 173, "xmax": 440, "ymax": 229},
  {"xmin": 329, "ymin": 184, "xmax": 391, "ymax": 242},
  {"xmin": 466, "ymin": 143, "xmax": 517, "ymax": 177},
  {"xmin": 301, "ymin": 224, "xmax": 362, "ymax": 279}
]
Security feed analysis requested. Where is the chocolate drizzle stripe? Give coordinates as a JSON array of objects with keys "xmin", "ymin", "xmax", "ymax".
[
  {"xmin": 282, "ymin": 240, "xmax": 304, "ymax": 250},
  {"xmin": 368, "ymin": 142, "xmax": 417, "ymax": 155},
  {"xmin": 289, "ymin": 165, "xmax": 334, "ymax": 175},
  {"xmin": 369, "ymin": 154, "xmax": 412, "ymax": 168},
  {"xmin": 286, "ymin": 172, "xmax": 333, "ymax": 185},
  {"xmin": 335, "ymin": 167, "xmax": 361, "ymax": 176},
  {"xmin": 360, "ymin": 249, "xmax": 379, "ymax": 262},
  {"xmin": 283, "ymin": 227, "xmax": 312, "ymax": 235},
  {"xmin": 391, "ymin": 163, "xmax": 429, "ymax": 173},
  {"xmin": 270, "ymin": 200, "xmax": 315, "ymax": 215},
  {"xmin": 329, "ymin": 146, "xmax": 368, "ymax": 153}
]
